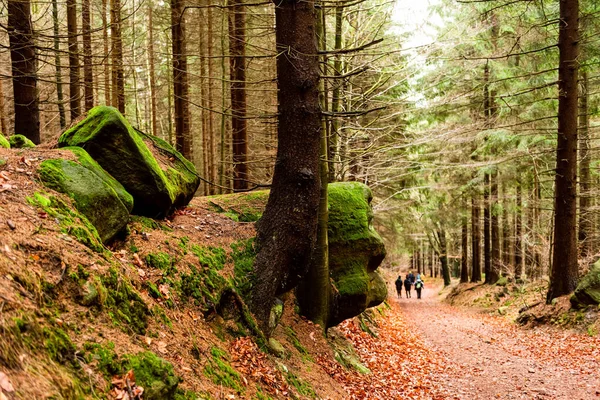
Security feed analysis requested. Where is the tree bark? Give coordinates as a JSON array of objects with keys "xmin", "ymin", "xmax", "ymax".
[
  {"xmin": 0, "ymin": 77, "xmax": 6, "ymax": 134},
  {"xmin": 171, "ymin": 0, "xmax": 191, "ymax": 158},
  {"xmin": 490, "ymin": 169, "xmax": 501, "ymax": 283},
  {"xmin": 8, "ymin": 0, "xmax": 40, "ymax": 143},
  {"xmin": 483, "ymin": 172, "xmax": 491, "ymax": 282},
  {"xmin": 461, "ymin": 214, "xmax": 469, "ymax": 283},
  {"xmin": 82, "ymin": 0, "xmax": 94, "ymax": 110},
  {"xmin": 250, "ymin": 0, "xmax": 322, "ymax": 333},
  {"xmin": 471, "ymin": 193, "xmax": 482, "ymax": 282},
  {"xmin": 147, "ymin": 3, "xmax": 158, "ymax": 137},
  {"xmin": 110, "ymin": 0, "xmax": 125, "ymax": 113},
  {"xmin": 502, "ymin": 182, "xmax": 511, "ymax": 267},
  {"xmin": 52, "ymin": 0, "xmax": 66, "ymax": 129},
  {"xmin": 548, "ymin": 0, "xmax": 579, "ymax": 302},
  {"xmin": 515, "ymin": 178, "xmax": 523, "ymax": 279},
  {"xmin": 578, "ymin": 70, "xmax": 591, "ymax": 257},
  {"xmin": 438, "ymin": 229, "xmax": 451, "ymax": 286},
  {"xmin": 229, "ymin": 0, "xmax": 248, "ymax": 191},
  {"xmin": 328, "ymin": 4, "xmax": 344, "ymax": 182},
  {"xmin": 67, "ymin": 0, "xmax": 81, "ymax": 121}
]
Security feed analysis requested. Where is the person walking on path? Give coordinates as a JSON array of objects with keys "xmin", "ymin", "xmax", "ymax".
[
  {"xmin": 407, "ymin": 271, "xmax": 415, "ymax": 285},
  {"xmin": 404, "ymin": 277, "xmax": 412, "ymax": 298},
  {"xmin": 415, "ymin": 278, "xmax": 424, "ymax": 299},
  {"xmin": 395, "ymin": 276, "xmax": 403, "ymax": 298}
]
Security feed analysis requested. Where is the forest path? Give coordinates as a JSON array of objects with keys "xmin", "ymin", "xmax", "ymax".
[{"xmin": 395, "ymin": 282, "xmax": 600, "ymax": 399}]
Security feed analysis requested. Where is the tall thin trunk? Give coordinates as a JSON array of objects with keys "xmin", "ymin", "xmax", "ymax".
[
  {"xmin": 483, "ymin": 172, "xmax": 491, "ymax": 282},
  {"xmin": 67, "ymin": 0, "xmax": 81, "ymax": 121},
  {"xmin": 0, "ymin": 77, "xmax": 6, "ymax": 134},
  {"xmin": 328, "ymin": 5, "xmax": 344, "ymax": 182},
  {"xmin": 8, "ymin": 0, "xmax": 40, "ymax": 143},
  {"xmin": 220, "ymin": 7, "xmax": 228, "ymax": 193},
  {"xmin": 147, "ymin": 3, "xmax": 158, "ymax": 136},
  {"xmin": 461, "ymin": 214, "xmax": 469, "ymax": 283},
  {"xmin": 471, "ymin": 194, "xmax": 482, "ymax": 282},
  {"xmin": 578, "ymin": 71, "xmax": 591, "ymax": 257},
  {"xmin": 548, "ymin": 0, "xmax": 579, "ymax": 302},
  {"xmin": 52, "ymin": 0, "xmax": 66, "ymax": 129},
  {"xmin": 490, "ymin": 170, "xmax": 501, "ymax": 283},
  {"xmin": 82, "ymin": 0, "xmax": 94, "ymax": 110},
  {"xmin": 250, "ymin": 0, "xmax": 321, "ymax": 332},
  {"xmin": 207, "ymin": 6, "xmax": 216, "ymax": 194},
  {"xmin": 502, "ymin": 182, "xmax": 511, "ymax": 267},
  {"xmin": 102, "ymin": 0, "xmax": 110, "ymax": 105},
  {"xmin": 515, "ymin": 179, "xmax": 523, "ymax": 279},
  {"xmin": 200, "ymin": 8, "xmax": 208, "ymax": 195},
  {"xmin": 438, "ymin": 229, "xmax": 451, "ymax": 286},
  {"xmin": 110, "ymin": 0, "xmax": 125, "ymax": 113},
  {"xmin": 132, "ymin": 0, "xmax": 140, "ymax": 126},
  {"xmin": 171, "ymin": 0, "xmax": 191, "ymax": 158},
  {"xmin": 229, "ymin": 0, "xmax": 248, "ymax": 191}
]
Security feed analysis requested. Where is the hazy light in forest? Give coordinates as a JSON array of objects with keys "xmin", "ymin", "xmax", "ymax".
[{"xmin": 391, "ymin": 0, "xmax": 442, "ymax": 50}]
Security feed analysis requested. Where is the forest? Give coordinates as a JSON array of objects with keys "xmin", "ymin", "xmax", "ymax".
[{"xmin": 1, "ymin": 0, "xmax": 600, "ymax": 398}]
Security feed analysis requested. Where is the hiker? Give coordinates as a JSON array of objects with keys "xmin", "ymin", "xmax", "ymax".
[
  {"xmin": 395, "ymin": 276, "xmax": 403, "ymax": 298},
  {"xmin": 403, "ymin": 277, "xmax": 412, "ymax": 298},
  {"xmin": 407, "ymin": 271, "xmax": 415, "ymax": 285},
  {"xmin": 415, "ymin": 278, "xmax": 424, "ymax": 299}
]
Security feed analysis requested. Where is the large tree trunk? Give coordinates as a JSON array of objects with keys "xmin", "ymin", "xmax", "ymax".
[
  {"xmin": 251, "ymin": 0, "xmax": 322, "ymax": 333},
  {"xmin": 438, "ymin": 228, "xmax": 451, "ymax": 286},
  {"xmin": 82, "ymin": 0, "xmax": 94, "ymax": 110},
  {"xmin": 110, "ymin": 0, "xmax": 125, "ymax": 113},
  {"xmin": 171, "ymin": 0, "xmax": 191, "ymax": 158},
  {"xmin": 0, "ymin": 78, "xmax": 6, "ymax": 134},
  {"xmin": 52, "ymin": 0, "xmax": 66, "ymax": 129},
  {"xmin": 67, "ymin": 0, "xmax": 81, "ymax": 121},
  {"xmin": 471, "ymin": 194, "xmax": 482, "ymax": 282},
  {"xmin": 461, "ymin": 214, "xmax": 469, "ymax": 283},
  {"xmin": 229, "ymin": 0, "xmax": 248, "ymax": 191},
  {"xmin": 548, "ymin": 0, "xmax": 579, "ymax": 302},
  {"xmin": 578, "ymin": 71, "xmax": 591, "ymax": 257},
  {"xmin": 8, "ymin": 0, "xmax": 40, "ymax": 143}
]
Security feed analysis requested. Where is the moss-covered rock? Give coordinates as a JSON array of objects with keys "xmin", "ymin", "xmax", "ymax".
[
  {"xmin": 0, "ymin": 134, "xmax": 9, "ymax": 148},
  {"xmin": 571, "ymin": 260, "xmax": 600, "ymax": 308},
  {"xmin": 123, "ymin": 352, "xmax": 181, "ymax": 400},
  {"xmin": 58, "ymin": 106, "xmax": 200, "ymax": 218},
  {"xmin": 9, "ymin": 134, "xmax": 36, "ymax": 148},
  {"xmin": 327, "ymin": 182, "xmax": 387, "ymax": 326},
  {"xmin": 38, "ymin": 147, "xmax": 133, "ymax": 242}
]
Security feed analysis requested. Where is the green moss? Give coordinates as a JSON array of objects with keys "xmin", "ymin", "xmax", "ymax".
[
  {"xmin": 191, "ymin": 244, "xmax": 226, "ymax": 270},
  {"xmin": 285, "ymin": 327, "xmax": 309, "ymax": 356},
  {"xmin": 9, "ymin": 134, "xmax": 35, "ymax": 148},
  {"xmin": 0, "ymin": 134, "xmax": 9, "ymax": 148},
  {"xmin": 571, "ymin": 260, "xmax": 600, "ymax": 308},
  {"xmin": 124, "ymin": 351, "xmax": 181, "ymax": 400},
  {"xmin": 208, "ymin": 190, "xmax": 268, "ymax": 222},
  {"xmin": 230, "ymin": 239, "xmax": 256, "ymax": 299},
  {"xmin": 145, "ymin": 252, "xmax": 177, "ymax": 276},
  {"xmin": 496, "ymin": 276, "xmax": 509, "ymax": 286},
  {"xmin": 43, "ymin": 327, "xmax": 77, "ymax": 365},
  {"xmin": 203, "ymin": 346, "xmax": 243, "ymax": 392},
  {"xmin": 151, "ymin": 306, "xmax": 173, "ymax": 329},
  {"xmin": 27, "ymin": 192, "xmax": 104, "ymax": 252},
  {"xmin": 147, "ymin": 281, "xmax": 162, "ymax": 299},
  {"xmin": 179, "ymin": 264, "xmax": 228, "ymax": 311},
  {"xmin": 286, "ymin": 372, "xmax": 316, "ymax": 398},
  {"xmin": 101, "ymin": 268, "xmax": 149, "ymax": 334},
  {"xmin": 84, "ymin": 341, "xmax": 122, "ymax": 377},
  {"xmin": 131, "ymin": 215, "xmax": 172, "ymax": 231},
  {"xmin": 179, "ymin": 236, "xmax": 190, "ymax": 254}
]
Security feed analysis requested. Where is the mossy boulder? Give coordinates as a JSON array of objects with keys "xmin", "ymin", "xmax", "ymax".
[
  {"xmin": 123, "ymin": 352, "xmax": 181, "ymax": 399},
  {"xmin": 37, "ymin": 147, "xmax": 133, "ymax": 242},
  {"xmin": 0, "ymin": 134, "xmax": 9, "ymax": 148},
  {"xmin": 9, "ymin": 134, "xmax": 35, "ymax": 148},
  {"xmin": 327, "ymin": 182, "xmax": 387, "ymax": 326},
  {"xmin": 571, "ymin": 260, "xmax": 600, "ymax": 308},
  {"xmin": 58, "ymin": 106, "xmax": 200, "ymax": 218}
]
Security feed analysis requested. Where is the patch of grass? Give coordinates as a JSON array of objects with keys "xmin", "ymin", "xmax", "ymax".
[
  {"xmin": 285, "ymin": 327, "xmax": 310, "ymax": 359},
  {"xmin": 230, "ymin": 239, "xmax": 256, "ymax": 299},
  {"xmin": 101, "ymin": 268, "xmax": 149, "ymax": 334},
  {"xmin": 145, "ymin": 252, "xmax": 177, "ymax": 276},
  {"xmin": 203, "ymin": 346, "xmax": 243, "ymax": 392},
  {"xmin": 191, "ymin": 244, "xmax": 226, "ymax": 270},
  {"xmin": 286, "ymin": 371, "xmax": 316, "ymax": 398},
  {"xmin": 179, "ymin": 264, "xmax": 228, "ymax": 311}
]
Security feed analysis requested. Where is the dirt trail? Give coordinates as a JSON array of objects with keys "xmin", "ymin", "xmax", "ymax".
[{"xmin": 394, "ymin": 282, "xmax": 600, "ymax": 399}]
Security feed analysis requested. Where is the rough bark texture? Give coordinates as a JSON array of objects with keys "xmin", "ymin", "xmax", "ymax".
[
  {"xmin": 438, "ymin": 229, "xmax": 451, "ymax": 287},
  {"xmin": 471, "ymin": 194, "xmax": 482, "ymax": 282},
  {"xmin": 67, "ymin": 0, "xmax": 81, "ymax": 121},
  {"xmin": 147, "ymin": 4, "xmax": 158, "ymax": 137},
  {"xmin": 82, "ymin": 0, "xmax": 94, "ymax": 110},
  {"xmin": 102, "ymin": 0, "xmax": 110, "ymax": 105},
  {"xmin": 515, "ymin": 180, "xmax": 523, "ymax": 279},
  {"xmin": 229, "ymin": 0, "xmax": 248, "ymax": 191},
  {"xmin": 578, "ymin": 71, "xmax": 591, "ymax": 257},
  {"xmin": 110, "ymin": 0, "xmax": 125, "ymax": 113},
  {"xmin": 461, "ymin": 214, "xmax": 469, "ymax": 283},
  {"xmin": 8, "ymin": 0, "xmax": 40, "ymax": 143},
  {"xmin": 502, "ymin": 182, "xmax": 511, "ymax": 267},
  {"xmin": 489, "ymin": 170, "xmax": 501, "ymax": 283},
  {"xmin": 0, "ymin": 77, "xmax": 6, "ymax": 134},
  {"xmin": 251, "ymin": 0, "xmax": 322, "ymax": 332},
  {"xmin": 548, "ymin": 0, "xmax": 579, "ymax": 302},
  {"xmin": 328, "ymin": 5, "xmax": 343, "ymax": 182},
  {"xmin": 483, "ymin": 173, "xmax": 491, "ymax": 282},
  {"xmin": 171, "ymin": 0, "xmax": 191, "ymax": 158}
]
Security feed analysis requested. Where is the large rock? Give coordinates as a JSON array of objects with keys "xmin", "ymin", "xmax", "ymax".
[
  {"xmin": 9, "ymin": 134, "xmax": 35, "ymax": 148},
  {"xmin": 0, "ymin": 135, "xmax": 9, "ymax": 148},
  {"xmin": 571, "ymin": 260, "xmax": 600, "ymax": 308},
  {"xmin": 38, "ymin": 147, "xmax": 133, "ymax": 242},
  {"xmin": 58, "ymin": 106, "xmax": 200, "ymax": 218},
  {"xmin": 327, "ymin": 182, "xmax": 387, "ymax": 326}
]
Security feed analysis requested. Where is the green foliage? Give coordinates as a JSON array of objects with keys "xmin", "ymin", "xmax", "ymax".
[
  {"xmin": 145, "ymin": 252, "xmax": 177, "ymax": 276},
  {"xmin": 101, "ymin": 268, "xmax": 149, "ymax": 334},
  {"xmin": 191, "ymin": 244, "xmax": 226, "ymax": 270},
  {"xmin": 203, "ymin": 346, "xmax": 243, "ymax": 392},
  {"xmin": 9, "ymin": 134, "xmax": 35, "ymax": 148},
  {"xmin": 230, "ymin": 238, "xmax": 256, "ymax": 299}
]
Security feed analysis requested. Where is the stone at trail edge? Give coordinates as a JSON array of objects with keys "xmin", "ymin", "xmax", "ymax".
[
  {"xmin": 37, "ymin": 147, "xmax": 133, "ymax": 243},
  {"xmin": 58, "ymin": 106, "xmax": 200, "ymax": 218},
  {"xmin": 0, "ymin": 134, "xmax": 9, "ymax": 148},
  {"xmin": 571, "ymin": 260, "xmax": 600, "ymax": 308},
  {"xmin": 9, "ymin": 134, "xmax": 35, "ymax": 148}
]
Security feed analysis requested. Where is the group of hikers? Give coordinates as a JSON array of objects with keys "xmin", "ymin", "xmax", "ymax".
[{"xmin": 395, "ymin": 271, "xmax": 425, "ymax": 299}]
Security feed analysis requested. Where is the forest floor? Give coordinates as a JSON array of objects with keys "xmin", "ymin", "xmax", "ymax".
[{"xmin": 378, "ymin": 281, "xmax": 600, "ymax": 400}]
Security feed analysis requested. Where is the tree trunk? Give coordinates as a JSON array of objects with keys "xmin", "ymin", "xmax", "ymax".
[
  {"xmin": 229, "ymin": 0, "xmax": 248, "ymax": 191},
  {"xmin": 502, "ymin": 182, "xmax": 511, "ymax": 267},
  {"xmin": 328, "ymin": 4, "xmax": 344, "ymax": 182},
  {"xmin": 110, "ymin": 0, "xmax": 125, "ymax": 113},
  {"xmin": 438, "ymin": 229, "xmax": 451, "ymax": 286},
  {"xmin": 52, "ymin": 0, "xmax": 66, "ymax": 129},
  {"xmin": 67, "ymin": 0, "xmax": 81, "ymax": 121},
  {"xmin": 471, "ymin": 193, "xmax": 482, "ymax": 282},
  {"xmin": 82, "ymin": 0, "xmax": 94, "ymax": 110},
  {"xmin": 490, "ymin": 169, "xmax": 501, "ymax": 283},
  {"xmin": 515, "ymin": 179, "xmax": 523, "ymax": 279},
  {"xmin": 0, "ymin": 77, "xmax": 6, "ymax": 134},
  {"xmin": 102, "ymin": 0, "xmax": 111, "ymax": 105},
  {"xmin": 199, "ymin": 9, "xmax": 208, "ymax": 195},
  {"xmin": 578, "ymin": 71, "xmax": 591, "ymax": 257},
  {"xmin": 8, "ymin": 0, "xmax": 40, "ymax": 143},
  {"xmin": 207, "ymin": 6, "xmax": 216, "ymax": 194},
  {"xmin": 250, "ymin": 0, "xmax": 321, "ymax": 333},
  {"xmin": 171, "ymin": 0, "xmax": 191, "ymax": 158},
  {"xmin": 147, "ymin": 3, "xmax": 158, "ymax": 137},
  {"xmin": 483, "ymin": 172, "xmax": 491, "ymax": 282},
  {"xmin": 548, "ymin": 0, "xmax": 579, "ymax": 302},
  {"xmin": 461, "ymin": 214, "xmax": 469, "ymax": 283}
]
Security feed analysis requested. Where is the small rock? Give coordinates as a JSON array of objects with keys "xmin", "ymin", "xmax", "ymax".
[{"xmin": 6, "ymin": 220, "xmax": 15, "ymax": 230}]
